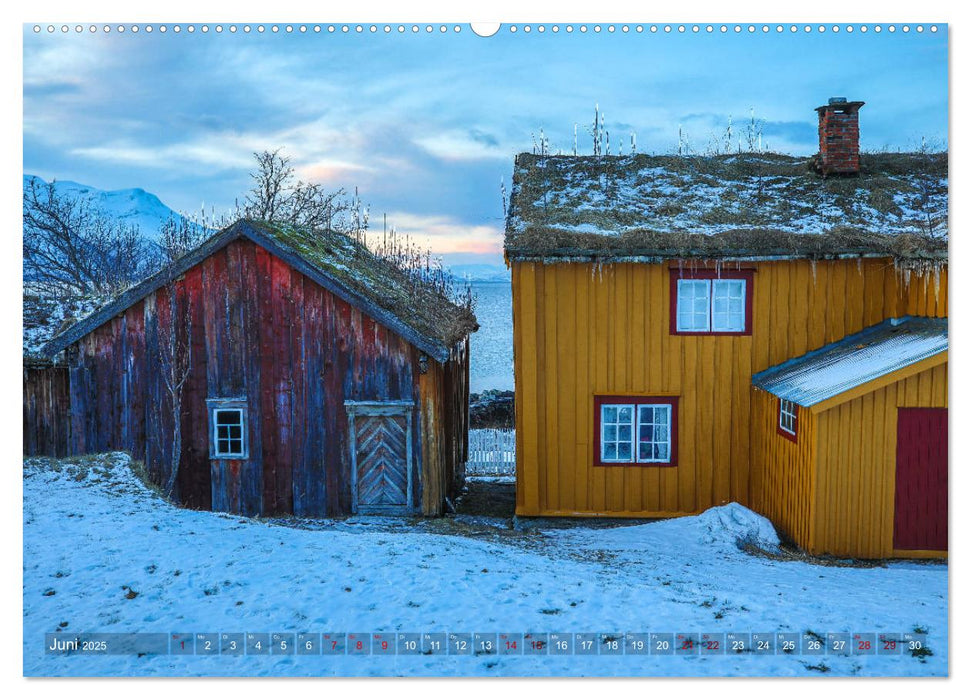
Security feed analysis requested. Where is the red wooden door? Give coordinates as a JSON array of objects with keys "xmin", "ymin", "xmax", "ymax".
[{"xmin": 894, "ymin": 408, "xmax": 948, "ymax": 551}]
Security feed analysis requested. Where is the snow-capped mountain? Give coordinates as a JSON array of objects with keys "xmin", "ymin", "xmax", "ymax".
[
  {"xmin": 23, "ymin": 174, "xmax": 181, "ymax": 242},
  {"xmin": 447, "ymin": 263, "xmax": 511, "ymax": 282}
]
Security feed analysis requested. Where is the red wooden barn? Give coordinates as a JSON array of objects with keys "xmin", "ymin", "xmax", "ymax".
[{"xmin": 39, "ymin": 219, "xmax": 478, "ymax": 517}]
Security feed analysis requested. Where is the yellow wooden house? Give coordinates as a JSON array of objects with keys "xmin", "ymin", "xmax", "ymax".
[{"xmin": 504, "ymin": 99, "xmax": 947, "ymax": 558}]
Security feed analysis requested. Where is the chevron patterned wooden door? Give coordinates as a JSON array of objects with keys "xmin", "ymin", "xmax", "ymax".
[{"xmin": 346, "ymin": 402, "xmax": 415, "ymax": 514}]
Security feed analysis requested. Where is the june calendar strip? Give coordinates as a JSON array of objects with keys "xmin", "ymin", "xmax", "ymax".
[{"xmin": 45, "ymin": 631, "xmax": 928, "ymax": 657}]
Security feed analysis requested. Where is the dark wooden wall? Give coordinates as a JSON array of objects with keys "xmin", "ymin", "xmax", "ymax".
[
  {"xmin": 64, "ymin": 238, "xmax": 468, "ymax": 517},
  {"xmin": 418, "ymin": 337, "xmax": 471, "ymax": 513},
  {"xmin": 23, "ymin": 364, "xmax": 70, "ymax": 457}
]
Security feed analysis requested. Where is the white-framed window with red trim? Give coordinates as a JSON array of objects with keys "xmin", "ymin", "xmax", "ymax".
[
  {"xmin": 778, "ymin": 398, "xmax": 798, "ymax": 442},
  {"xmin": 669, "ymin": 269, "xmax": 754, "ymax": 336},
  {"xmin": 593, "ymin": 395, "xmax": 679, "ymax": 467}
]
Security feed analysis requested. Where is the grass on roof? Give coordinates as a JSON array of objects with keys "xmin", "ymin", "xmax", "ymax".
[
  {"xmin": 506, "ymin": 151, "xmax": 948, "ymax": 264},
  {"xmin": 254, "ymin": 221, "xmax": 478, "ymax": 349}
]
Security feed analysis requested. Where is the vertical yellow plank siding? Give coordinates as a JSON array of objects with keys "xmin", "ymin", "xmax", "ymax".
[
  {"xmin": 513, "ymin": 257, "xmax": 946, "ymax": 520},
  {"xmin": 750, "ymin": 388, "xmax": 817, "ymax": 548},
  {"xmin": 811, "ymin": 362, "xmax": 948, "ymax": 558}
]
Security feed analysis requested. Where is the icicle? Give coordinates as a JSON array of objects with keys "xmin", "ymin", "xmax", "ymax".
[{"xmin": 809, "ymin": 258, "xmax": 817, "ymax": 285}]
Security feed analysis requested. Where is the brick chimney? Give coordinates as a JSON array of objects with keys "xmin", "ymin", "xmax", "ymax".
[{"xmin": 815, "ymin": 97, "xmax": 865, "ymax": 175}]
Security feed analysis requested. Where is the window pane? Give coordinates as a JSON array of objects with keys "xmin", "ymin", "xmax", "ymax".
[
  {"xmin": 618, "ymin": 424, "xmax": 631, "ymax": 442},
  {"xmin": 656, "ymin": 443, "xmax": 669, "ymax": 461},
  {"xmin": 638, "ymin": 441, "xmax": 651, "ymax": 461},
  {"xmin": 617, "ymin": 442, "xmax": 632, "ymax": 460},
  {"xmin": 618, "ymin": 406, "xmax": 633, "ymax": 423},
  {"xmin": 229, "ymin": 425, "xmax": 242, "ymax": 439},
  {"xmin": 603, "ymin": 406, "xmax": 617, "ymax": 423},
  {"xmin": 217, "ymin": 438, "xmax": 230, "ymax": 454},
  {"xmin": 604, "ymin": 425, "xmax": 617, "ymax": 442},
  {"xmin": 603, "ymin": 443, "xmax": 617, "ymax": 460},
  {"xmin": 230, "ymin": 439, "xmax": 243, "ymax": 454},
  {"xmin": 217, "ymin": 425, "xmax": 229, "ymax": 440},
  {"xmin": 216, "ymin": 409, "xmax": 240, "ymax": 427}
]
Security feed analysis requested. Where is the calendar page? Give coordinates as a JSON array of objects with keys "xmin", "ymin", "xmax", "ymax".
[{"xmin": 21, "ymin": 12, "xmax": 949, "ymax": 681}]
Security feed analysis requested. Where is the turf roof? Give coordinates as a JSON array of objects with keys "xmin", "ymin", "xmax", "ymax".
[{"xmin": 505, "ymin": 151, "xmax": 948, "ymax": 263}]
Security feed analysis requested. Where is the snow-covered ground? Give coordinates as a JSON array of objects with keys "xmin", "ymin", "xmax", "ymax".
[{"xmin": 23, "ymin": 454, "xmax": 947, "ymax": 677}]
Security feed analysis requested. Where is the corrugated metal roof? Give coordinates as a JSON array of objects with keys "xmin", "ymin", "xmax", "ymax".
[{"xmin": 751, "ymin": 316, "xmax": 948, "ymax": 407}]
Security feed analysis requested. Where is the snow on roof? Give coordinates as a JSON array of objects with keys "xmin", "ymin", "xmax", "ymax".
[
  {"xmin": 751, "ymin": 316, "xmax": 947, "ymax": 407},
  {"xmin": 505, "ymin": 151, "xmax": 948, "ymax": 263},
  {"xmin": 23, "ymin": 294, "xmax": 108, "ymax": 364}
]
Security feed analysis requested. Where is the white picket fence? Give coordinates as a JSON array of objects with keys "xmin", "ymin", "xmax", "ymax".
[{"xmin": 467, "ymin": 428, "xmax": 516, "ymax": 476}]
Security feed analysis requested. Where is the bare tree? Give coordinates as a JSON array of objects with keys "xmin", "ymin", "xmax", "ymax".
[
  {"xmin": 23, "ymin": 177, "xmax": 153, "ymax": 296},
  {"xmin": 157, "ymin": 212, "xmax": 209, "ymax": 264},
  {"xmin": 241, "ymin": 149, "xmax": 353, "ymax": 234},
  {"xmin": 156, "ymin": 281, "xmax": 193, "ymax": 498}
]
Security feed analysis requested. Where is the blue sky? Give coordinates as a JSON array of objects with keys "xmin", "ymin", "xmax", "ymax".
[{"xmin": 22, "ymin": 24, "xmax": 948, "ymax": 266}]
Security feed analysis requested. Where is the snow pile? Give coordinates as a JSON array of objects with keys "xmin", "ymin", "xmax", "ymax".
[
  {"xmin": 694, "ymin": 503, "xmax": 780, "ymax": 551},
  {"xmin": 24, "ymin": 453, "xmax": 947, "ymax": 677}
]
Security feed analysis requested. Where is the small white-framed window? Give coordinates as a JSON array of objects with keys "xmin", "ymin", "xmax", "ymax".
[
  {"xmin": 207, "ymin": 398, "xmax": 248, "ymax": 459},
  {"xmin": 779, "ymin": 399, "xmax": 798, "ymax": 437}
]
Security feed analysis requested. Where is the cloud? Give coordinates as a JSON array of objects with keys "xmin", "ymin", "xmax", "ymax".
[
  {"xmin": 414, "ymin": 130, "xmax": 510, "ymax": 162},
  {"xmin": 298, "ymin": 159, "xmax": 374, "ymax": 185},
  {"xmin": 381, "ymin": 211, "xmax": 503, "ymax": 255},
  {"xmin": 70, "ymin": 137, "xmax": 259, "ymax": 171}
]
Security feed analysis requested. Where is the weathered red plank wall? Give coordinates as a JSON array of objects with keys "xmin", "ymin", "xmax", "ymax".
[
  {"xmin": 23, "ymin": 364, "xmax": 71, "ymax": 457},
  {"xmin": 64, "ymin": 238, "xmax": 451, "ymax": 516}
]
